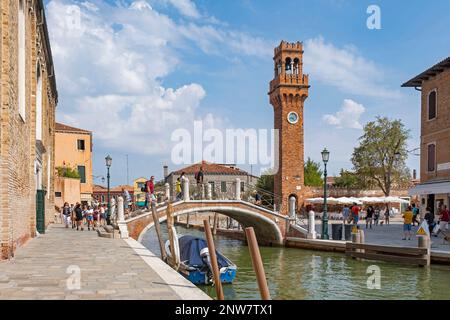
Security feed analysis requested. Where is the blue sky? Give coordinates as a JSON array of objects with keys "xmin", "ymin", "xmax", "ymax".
[{"xmin": 45, "ymin": 0, "xmax": 450, "ymax": 186}]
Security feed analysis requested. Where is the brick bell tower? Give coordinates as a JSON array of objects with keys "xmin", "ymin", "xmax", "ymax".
[{"xmin": 268, "ymin": 41, "xmax": 309, "ymax": 215}]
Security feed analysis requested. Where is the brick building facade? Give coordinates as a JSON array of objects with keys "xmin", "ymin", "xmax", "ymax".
[
  {"xmin": 269, "ymin": 41, "xmax": 309, "ymax": 214},
  {"xmin": 404, "ymin": 57, "xmax": 450, "ymax": 215},
  {"xmin": 0, "ymin": 1, "xmax": 58, "ymax": 259}
]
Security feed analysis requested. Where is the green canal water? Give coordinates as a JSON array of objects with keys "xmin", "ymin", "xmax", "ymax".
[{"xmin": 141, "ymin": 224, "xmax": 450, "ymax": 300}]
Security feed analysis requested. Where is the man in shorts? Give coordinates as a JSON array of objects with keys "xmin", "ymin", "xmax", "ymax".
[
  {"xmin": 351, "ymin": 203, "xmax": 360, "ymax": 226},
  {"xmin": 402, "ymin": 206, "xmax": 413, "ymax": 240}
]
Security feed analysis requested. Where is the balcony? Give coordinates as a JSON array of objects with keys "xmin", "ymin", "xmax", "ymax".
[{"xmin": 269, "ymin": 73, "xmax": 309, "ymax": 94}]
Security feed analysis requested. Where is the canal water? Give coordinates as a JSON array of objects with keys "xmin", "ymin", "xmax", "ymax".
[{"xmin": 141, "ymin": 224, "xmax": 450, "ymax": 300}]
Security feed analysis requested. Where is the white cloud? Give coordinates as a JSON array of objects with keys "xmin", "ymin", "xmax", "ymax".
[
  {"xmin": 165, "ymin": 0, "xmax": 200, "ymax": 18},
  {"xmin": 323, "ymin": 99, "xmax": 365, "ymax": 129},
  {"xmin": 47, "ymin": 0, "xmax": 267, "ymax": 156},
  {"xmin": 304, "ymin": 36, "xmax": 401, "ymax": 98}
]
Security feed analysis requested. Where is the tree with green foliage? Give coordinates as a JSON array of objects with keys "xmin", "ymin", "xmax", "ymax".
[
  {"xmin": 351, "ymin": 117, "xmax": 410, "ymax": 196},
  {"xmin": 334, "ymin": 169, "xmax": 359, "ymax": 189},
  {"xmin": 256, "ymin": 170, "xmax": 274, "ymax": 194},
  {"xmin": 254, "ymin": 169, "xmax": 275, "ymax": 206},
  {"xmin": 56, "ymin": 166, "xmax": 80, "ymax": 179},
  {"xmin": 304, "ymin": 158, "xmax": 323, "ymax": 187}
]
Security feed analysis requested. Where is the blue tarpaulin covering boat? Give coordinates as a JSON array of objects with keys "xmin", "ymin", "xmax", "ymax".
[{"xmin": 166, "ymin": 235, "xmax": 237, "ymax": 285}]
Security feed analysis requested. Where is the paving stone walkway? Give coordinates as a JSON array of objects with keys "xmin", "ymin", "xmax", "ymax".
[{"xmin": 0, "ymin": 224, "xmax": 209, "ymax": 300}]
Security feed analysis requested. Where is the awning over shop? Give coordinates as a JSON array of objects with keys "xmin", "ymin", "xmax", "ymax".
[{"xmin": 408, "ymin": 181, "xmax": 450, "ymax": 196}]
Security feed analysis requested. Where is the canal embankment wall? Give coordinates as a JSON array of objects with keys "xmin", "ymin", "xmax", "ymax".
[{"xmin": 285, "ymin": 237, "xmax": 450, "ymax": 265}]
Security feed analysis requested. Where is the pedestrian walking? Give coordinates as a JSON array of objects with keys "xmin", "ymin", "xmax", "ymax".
[
  {"xmin": 75, "ymin": 203, "xmax": 84, "ymax": 231},
  {"xmin": 434, "ymin": 205, "xmax": 449, "ymax": 237},
  {"xmin": 412, "ymin": 203, "xmax": 420, "ymax": 226},
  {"xmin": 366, "ymin": 206, "xmax": 374, "ymax": 229},
  {"xmin": 424, "ymin": 207, "xmax": 435, "ymax": 235},
  {"xmin": 122, "ymin": 187, "xmax": 132, "ymax": 213},
  {"xmin": 384, "ymin": 206, "xmax": 390, "ymax": 225},
  {"xmin": 86, "ymin": 205, "xmax": 94, "ymax": 231},
  {"xmin": 99, "ymin": 204, "xmax": 106, "ymax": 226},
  {"xmin": 61, "ymin": 202, "xmax": 71, "ymax": 228},
  {"xmin": 374, "ymin": 206, "xmax": 380, "ymax": 226},
  {"xmin": 179, "ymin": 172, "xmax": 187, "ymax": 200},
  {"xmin": 175, "ymin": 177, "xmax": 182, "ymax": 201},
  {"xmin": 255, "ymin": 192, "xmax": 262, "ymax": 206},
  {"xmin": 195, "ymin": 166, "xmax": 204, "ymax": 199},
  {"xmin": 70, "ymin": 204, "xmax": 76, "ymax": 229},
  {"xmin": 351, "ymin": 203, "xmax": 360, "ymax": 226},
  {"xmin": 144, "ymin": 176, "xmax": 155, "ymax": 209},
  {"xmin": 342, "ymin": 205, "xmax": 350, "ymax": 224},
  {"xmin": 402, "ymin": 206, "xmax": 413, "ymax": 240}
]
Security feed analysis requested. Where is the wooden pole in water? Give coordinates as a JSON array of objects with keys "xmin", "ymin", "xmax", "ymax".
[
  {"xmin": 203, "ymin": 219, "xmax": 224, "ymax": 300},
  {"xmin": 151, "ymin": 202, "xmax": 167, "ymax": 262},
  {"xmin": 213, "ymin": 213, "xmax": 218, "ymax": 235},
  {"xmin": 166, "ymin": 202, "xmax": 179, "ymax": 270},
  {"xmin": 245, "ymin": 227, "xmax": 271, "ymax": 300}
]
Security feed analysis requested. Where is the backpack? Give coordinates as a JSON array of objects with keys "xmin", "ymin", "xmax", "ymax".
[{"xmin": 141, "ymin": 182, "xmax": 149, "ymax": 193}]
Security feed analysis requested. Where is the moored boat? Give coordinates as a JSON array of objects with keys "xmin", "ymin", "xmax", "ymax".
[{"xmin": 165, "ymin": 235, "xmax": 237, "ymax": 285}]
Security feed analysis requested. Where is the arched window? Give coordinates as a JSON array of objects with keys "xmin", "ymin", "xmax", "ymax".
[
  {"xmin": 285, "ymin": 57, "xmax": 292, "ymax": 74},
  {"xmin": 428, "ymin": 89, "xmax": 437, "ymax": 120},
  {"xmin": 293, "ymin": 58, "xmax": 300, "ymax": 75},
  {"xmin": 277, "ymin": 60, "xmax": 282, "ymax": 76}
]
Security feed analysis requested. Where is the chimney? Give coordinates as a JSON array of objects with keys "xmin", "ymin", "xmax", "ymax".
[
  {"xmin": 413, "ymin": 169, "xmax": 417, "ymax": 180},
  {"xmin": 163, "ymin": 165, "xmax": 169, "ymax": 180}
]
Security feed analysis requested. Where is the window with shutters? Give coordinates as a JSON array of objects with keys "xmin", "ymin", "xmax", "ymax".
[
  {"xmin": 221, "ymin": 181, "xmax": 227, "ymax": 192},
  {"xmin": 427, "ymin": 144, "xmax": 436, "ymax": 172},
  {"xmin": 77, "ymin": 165, "xmax": 86, "ymax": 183},
  {"xmin": 428, "ymin": 90, "xmax": 437, "ymax": 120}
]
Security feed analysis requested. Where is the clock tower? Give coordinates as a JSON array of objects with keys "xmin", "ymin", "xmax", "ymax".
[{"xmin": 269, "ymin": 41, "xmax": 309, "ymax": 214}]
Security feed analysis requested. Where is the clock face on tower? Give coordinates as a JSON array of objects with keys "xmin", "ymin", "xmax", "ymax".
[{"xmin": 287, "ymin": 111, "xmax": 299, "ymax": 124}]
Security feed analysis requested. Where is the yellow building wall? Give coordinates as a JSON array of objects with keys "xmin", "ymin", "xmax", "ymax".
[
  {"xmin": 55, "ymin": 131, "xmax": 93, "ymax": 199},
  {"xmin": 54, "ymin": 177, "xmax": 81, "ymax": 208},
  {"xmin": 134, "ymin": 177, "xmax": 147, "ymax": 204}
]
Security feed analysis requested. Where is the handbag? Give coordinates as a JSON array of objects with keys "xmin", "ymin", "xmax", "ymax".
[{"xmin": 433, "ymin": 222, "xmax": 440, "ymax": 234}]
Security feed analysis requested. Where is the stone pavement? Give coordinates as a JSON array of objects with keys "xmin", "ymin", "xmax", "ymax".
[
  {"xmin": 0, "ymin": 224, "xmax": 209, "ymax": 300},
  {"xmin": 317, "ymin": 221, "xmax": 450, "ymax": 252}
]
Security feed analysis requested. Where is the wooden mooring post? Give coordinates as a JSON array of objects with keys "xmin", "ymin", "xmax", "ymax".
[
  {"xmin": 213, "ymin": 213, "xmax": 218, "ymax": 235},
  {"xmin": 245, "ymin": 227, "xmax": 271, "ymax": 300},
  {"xmin": 203, "ymin": 219, "xmax": 224, "ymax": 300},
  {"xmin": 166, "ymin": 202, "xmax": 180, "ymax": 270},
  {"xmin": 151, "ymin": 202, "xmax": 167, "ymax": 262}
]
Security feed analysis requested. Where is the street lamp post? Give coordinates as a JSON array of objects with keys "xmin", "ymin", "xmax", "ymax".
[
  {"xmin": 105, "ymin": 155, "xmax": 112, "ymax": 225},
  {"xmin": 321, "ymin": 148, "xmax": 330, "ymax": 240}
]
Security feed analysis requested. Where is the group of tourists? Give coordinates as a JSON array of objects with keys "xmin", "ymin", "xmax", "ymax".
[
  {"xmin": 402, "ymin": 203, "xmax": 449, "ymax": 240},
  {"xmin": 342, "ymin": 203, "xmax": 393, "ymax": 229},
  {"xmin": 175, "ymin": 167, "xmax": 204, "ymax": 201},
  {"xmin": 60, "ymin": 202, "xmax": 107, "ymax": 231}
]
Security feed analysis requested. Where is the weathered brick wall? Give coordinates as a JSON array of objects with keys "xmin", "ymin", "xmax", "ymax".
[
  {"xmin": 269, "ymin": 42, "xmax": 309, "ymax": 214},
  {"xmin": 421, "ymin": 69, "xmax": 450, "ymax": 182},
  {"xmin": 0, "ymin": 1, "xmax": 57, "ymax": 259}
]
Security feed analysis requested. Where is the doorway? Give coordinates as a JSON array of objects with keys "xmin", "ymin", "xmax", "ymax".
[{"xmin": 427, "ymin": 194, "xmax": 435, "ymax": 215}]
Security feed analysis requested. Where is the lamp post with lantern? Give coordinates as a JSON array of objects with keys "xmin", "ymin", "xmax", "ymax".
[
  {"xmin": 321, "ymin": 148, "xmax": 330, "ymax": 240},
  {"xmin": 105, "ymin": 155, "xmax": 112, "ymax": 225}
]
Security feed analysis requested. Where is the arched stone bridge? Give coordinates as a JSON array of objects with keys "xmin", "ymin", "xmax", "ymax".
[{"xmin": 123, "ymin": 200, "xmax": 292, "ymax": 246}]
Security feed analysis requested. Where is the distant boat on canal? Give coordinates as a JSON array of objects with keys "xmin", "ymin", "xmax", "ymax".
[{"xmin": 165, "ymin": 235, "xmax": 237, "ymax": 285}]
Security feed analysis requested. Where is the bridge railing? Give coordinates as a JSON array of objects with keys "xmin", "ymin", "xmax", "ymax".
[{"xmin": 241, "ymin": 182, "xmax": 284, "ymax": 213}]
